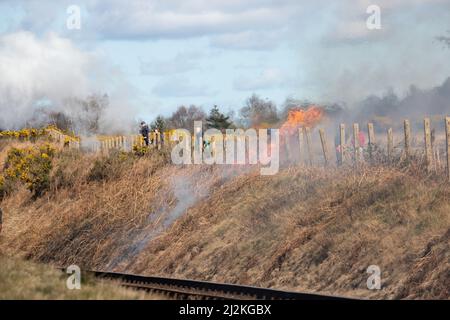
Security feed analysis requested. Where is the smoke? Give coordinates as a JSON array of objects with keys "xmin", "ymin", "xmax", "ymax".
[
  {"xmin": 105, "ymin": 165, "xmax": 254, "ymax": 272},
  {"xmin": 353, "ymin": 77, "xmax": 450, "ymax": 127},
  {"xmin": 106, "ymin": 174, "xmax": 206, "ymax": 271},
  {"xmin": 0, "ymin": 31, "xmax": 137, "ymax": 133},
  {"xmin": 293, "ymin": 0, "xmax": 450, "ymax": 109}
]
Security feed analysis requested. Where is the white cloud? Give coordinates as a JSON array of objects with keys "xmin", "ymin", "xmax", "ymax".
[{"xmin": 88, "ymin": 3, "xmax": 295, "ymax": 40}]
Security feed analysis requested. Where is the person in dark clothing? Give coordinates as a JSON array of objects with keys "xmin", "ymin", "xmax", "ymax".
[{"xmin": 140, "ymin": 121, "xmax": 150, "ymax": 146}]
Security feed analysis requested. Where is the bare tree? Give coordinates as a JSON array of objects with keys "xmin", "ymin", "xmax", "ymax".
[
  {"xmin": 239, "ymin": 94, "xmax": 279, "ymax": 128},
  {"xmin": 167, "ymin": 105, "xmax": 206, "ymax": 132},
  {"xmin": 78, "ymin": 94, "xmax": 108, "ymax": 134}
]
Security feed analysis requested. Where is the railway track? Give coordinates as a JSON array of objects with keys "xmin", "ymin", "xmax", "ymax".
[{"xmin": 84, "ymin": 270, "xmax": 352, "ymax": 300}]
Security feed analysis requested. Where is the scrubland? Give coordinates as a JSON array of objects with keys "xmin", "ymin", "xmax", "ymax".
[{"xmin": 0, "ymin": 139, "xmax": 448, "ymax": 299}]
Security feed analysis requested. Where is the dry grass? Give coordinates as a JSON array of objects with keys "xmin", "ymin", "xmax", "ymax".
[
  {"xmin": 0, "ymin": 144, "xmax": 448, "ymax": 299},
  {"xmin": 0, "ymin": 255, "xmax": 161, "ymax": 300}
]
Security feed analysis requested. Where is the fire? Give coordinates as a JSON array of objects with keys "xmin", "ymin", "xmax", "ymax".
[{"xmin": 281, "ymin": 106, "xmax": 324, "ymax": 134}]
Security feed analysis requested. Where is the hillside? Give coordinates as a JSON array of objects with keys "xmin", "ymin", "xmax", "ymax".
[{"xmin": 0, "ymin": 141, "xmax": 448, "ymax": 299}]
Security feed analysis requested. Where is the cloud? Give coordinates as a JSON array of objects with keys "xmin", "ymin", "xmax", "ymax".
[
  {"xmin": 86, "ymin": 0, "xmax": 299, "ymax": 40},
  {"xmin": 4, "ymin": 0, "xmax": 301, "ymax": 46},
  {"xmin": 152, "ymin": 76, "xmax": 210, "ymax": 97},
  {"xmin": 233, "ymin": 68, "xmax": 287, "ymax": 91}
]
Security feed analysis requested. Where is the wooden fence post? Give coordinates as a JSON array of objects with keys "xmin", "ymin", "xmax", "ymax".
[
  {"xmin": 387, "ymin": 128, "xmax": 393, "ymax": 161},
  {"xmin": 424, "ymin": 118, "xmax": 432, "ymax": 170},
  {"xmin": 157, "ymin": 132, "xmax": 161, "ymax": 150},
  {"xmin": 353, "ymin": 123, "xmax": 359, "ymax": 166},
  {"xmin": 304, "ymin": 127, "xmax": 313, "ymax": 166},
  {"xmin": 445, "ymin": 117, "xmax": 450, "ymax": 181},
  {"xmin": 339, "ymin": 123, "xmax": 345, "ymax": 166},
  {"xmin": 319, "ymin": 129, "xmax": 329, "ymax": 166},
  {"xmin": 298, "ymin": 128, "xmax": 304, "ymax": 165},
  {"xmin": 367, "ymin": 123, "xmax": 375, "ymax": 162},
  {"xmin": 404, "ymin": 120, "xmax": 411, "ymax": 159}
]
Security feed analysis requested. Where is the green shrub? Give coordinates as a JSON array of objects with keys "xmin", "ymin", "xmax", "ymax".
[{"xmin": 1, "ymin": 144, "xmax": 56, "ymax": 198}]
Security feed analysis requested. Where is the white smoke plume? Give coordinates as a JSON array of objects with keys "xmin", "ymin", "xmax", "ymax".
[{"xmin": 0, "ymin": 31, "xmax": 137, "ymax": 133}]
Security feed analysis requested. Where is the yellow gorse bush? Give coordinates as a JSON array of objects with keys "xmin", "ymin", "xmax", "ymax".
[
  {"xmin": 132, "ymin": 144, "xmax": 149, "ymax": 156},
  {"xmin": 1, "ymin": 144, "xmax": 56, "ymax": 198},
  {"xmin": 0, "ymin": 128, "xmax": 46, "ymax": 140},
  {"xmin": 0, "ymin": 126, "xmax": 80, "ymax": 143}
]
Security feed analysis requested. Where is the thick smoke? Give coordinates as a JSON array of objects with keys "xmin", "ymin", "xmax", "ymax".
[
  {"xmin": 0, "ymin": 31, "xmax": 137, "ymax": 133},
  {"xmin": 352, "ymin": 77, "xmax": 450, "ymax": 128}
]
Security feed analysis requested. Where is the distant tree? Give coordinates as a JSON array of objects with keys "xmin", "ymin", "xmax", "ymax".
[
  {"xmin": 205, "ymin": 105, "xmax": 233, "ymax": 130},
  {"xmin": 62, "ymin": 93, "xmax": 108, "ymax": 134},
  {"xmin": 167, "ymin": 105, "xmax": 206, "ymax": 132},
  {"xmin": 80, "ymin": 94, "xmax": 108, "ymax": 134},
  {"xmin": 24, "ymin": 94, "xmax": 107, "ymax": 134},
  {"xmin": 239, "ymin": 94, "xmax": 279, "ymax": 128},
  {"xmin": 150, "ymin": 115, "xmax": 166, "ymax": 132},
  {"xmin": 48, "ymin": 111, "xmax": 73, "ymax": 131}
]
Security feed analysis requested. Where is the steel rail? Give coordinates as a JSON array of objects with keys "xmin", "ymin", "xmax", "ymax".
[{"xmin": 83, "ymin": 270, "xmax": 354, "ymax": 300}]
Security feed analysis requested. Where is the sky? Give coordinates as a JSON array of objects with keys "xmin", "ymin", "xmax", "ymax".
[{"xmin": 0, "ymin": 0, "xmax": 449, "ymax": 126}]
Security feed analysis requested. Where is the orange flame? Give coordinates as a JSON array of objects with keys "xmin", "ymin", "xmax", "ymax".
[{"xmin": 281, "ymin": 106, "xmax": 324, "ymax": 133}]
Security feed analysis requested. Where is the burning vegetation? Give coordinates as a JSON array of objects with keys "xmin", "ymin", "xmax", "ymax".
[{"xmin": 280, "ymin": 106, "xmax": 325, "ymax": 133}]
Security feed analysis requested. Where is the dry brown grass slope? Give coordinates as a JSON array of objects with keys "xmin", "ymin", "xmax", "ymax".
[{"xmin": 0, "ymin": 144, "xmax": 448, "ymax": 299}]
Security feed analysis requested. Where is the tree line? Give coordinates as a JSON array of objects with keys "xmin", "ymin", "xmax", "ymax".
[{"xmin": 148, "ymin": 94, "xmax": 343, "ymax": 133}]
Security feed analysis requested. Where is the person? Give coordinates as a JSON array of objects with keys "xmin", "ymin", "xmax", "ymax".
[{"xmin": 140, "ymin": 121, "xmax": 150, "ymax": 146}]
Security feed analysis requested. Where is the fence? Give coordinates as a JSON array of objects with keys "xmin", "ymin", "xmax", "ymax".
[
  {"xmin": 291, "ymin": 117, "xmax": 450, "ymax": 181},
  {"xmin": 2, "ymin": 117, "xmax": 449, "ymax": 181}
]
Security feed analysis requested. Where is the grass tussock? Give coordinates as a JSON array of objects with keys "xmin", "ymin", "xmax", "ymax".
[{"xmin": 0, "ymin": 141, "xmax": 448, "ymax": 299}]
